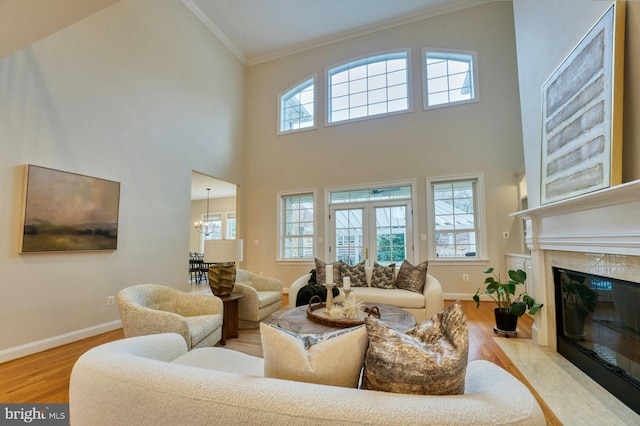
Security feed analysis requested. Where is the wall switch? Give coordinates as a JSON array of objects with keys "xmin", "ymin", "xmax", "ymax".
[
  {"xmin": 462, "ymin": 274, "xmax": 469, "ymax": 282},
  {"xmin": 421, "ymin": 234, "xmax": 427, "ymax": 241},
  {"xmin": 253, "ymin": 239, "xmax": 259, "ymax": 246},
  {"xmin": 503, "ymin": 232, "xmax": 509, "ymax": 239},
  {"xmin": 107, "ymin": 296, "xmax": 115, "ymax": 306}
]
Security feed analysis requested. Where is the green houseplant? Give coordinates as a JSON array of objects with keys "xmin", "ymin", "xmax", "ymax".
[
  {"xmin": 560, "ymin": 272, "xmax": 598, "ymax": 338},
  {"xmin": 473, "ymin": 268, "xmax": 543, "ymax": 334}
]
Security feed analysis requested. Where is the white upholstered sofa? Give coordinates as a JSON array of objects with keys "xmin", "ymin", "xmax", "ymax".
[
  {"xmin": 289, "ymin": 267, "xmax": 444, "ymax": 322},
  {"xmin": 70, "ymin": 333, "xmax": 545, "ymax": 425}
]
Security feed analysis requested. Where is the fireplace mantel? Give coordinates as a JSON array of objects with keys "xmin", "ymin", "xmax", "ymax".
[
  {"xmin": 513, "ymin": 179, "xmax": 640, "ymax": 256},
  {"xmin": 509, "ymin": 179, "xmax": 640, "ymax": 348}
]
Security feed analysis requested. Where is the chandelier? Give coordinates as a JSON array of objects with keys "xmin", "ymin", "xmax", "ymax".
[{"xmin": 194, "ymin": 188, "xmax": 218, "ymax": 236}]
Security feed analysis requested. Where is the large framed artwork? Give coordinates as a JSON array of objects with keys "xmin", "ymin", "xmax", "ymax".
[
  {"xmin": 540, "ymin": 2, "xmax": 625, "ymax": 205},
  {"xmin": 19, "ymin": 165, "xmax": 121, "ymax": 253}
]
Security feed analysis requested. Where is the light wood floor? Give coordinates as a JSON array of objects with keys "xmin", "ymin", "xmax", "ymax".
[{"xmin": 0, "ymin": 298, "xmax": 560, "ymax": 424}]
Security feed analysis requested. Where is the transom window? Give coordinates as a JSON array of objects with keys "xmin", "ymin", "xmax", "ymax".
[
  {"xmin": 278, "ymin": 192, "xmax": 315, "ymax": 260},
  {"xmin": 327, "ymin": 51, "xmax": 410, "ymax": 124},
  {"xmin": 427, "ymin": 174, "xmax": 486, "ymax": 262},
  {"xmin": 279, "ymin": 77, "xmax": 315, "ymax": 134},
  {"xmin": 423, "ymin": 49, "xmax": 478, "ymax": 109}
]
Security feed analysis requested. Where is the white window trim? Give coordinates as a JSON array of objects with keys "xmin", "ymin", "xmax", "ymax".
[
  {"xmin": 422, "ymin": 48, "xmax": 480, "ymax": 111},
  {"xmin": 426, "ymin": 173, "xmax": 488, "ymax": 265},
  {"xmin": 324, "ymin": 179, "xmax": 419, "ymax": 263},
  {"xmin": 277, "ymin": 74, "xmax": 317, "ymax": 136},
  {"xmin": 325, "ymin": 49, "xmax": 413, "ymax": 127},
  {"xmin": 276, "ymin": 189, "xmax": 317, "ymax": 263}
]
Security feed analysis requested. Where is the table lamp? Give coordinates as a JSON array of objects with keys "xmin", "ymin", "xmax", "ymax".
[{"xmin": 204, "ymin": 239, "xmax": 243, "ymax": 296}]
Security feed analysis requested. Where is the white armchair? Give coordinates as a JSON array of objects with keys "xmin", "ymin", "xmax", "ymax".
[
  {"xmin": 234, "ymin": 269, "xmax": 283, "ymax": 329},
  {"xmin": 117, "ymin": 284, "xmax": 223, "ymax": 349}
]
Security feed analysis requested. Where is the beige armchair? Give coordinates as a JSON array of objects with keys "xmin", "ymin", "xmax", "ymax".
[
  {"xmin": 234, "ymin": 269, "xmax": 283, "ymax": 329},
  {"xmin": 117, "ymin": 284, "xmax": 223, "ymax": 349}
]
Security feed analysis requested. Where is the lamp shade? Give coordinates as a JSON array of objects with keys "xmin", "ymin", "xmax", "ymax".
[{"xmin": 204, "ymin": 239, "xmax": 243, "ymax": 263}]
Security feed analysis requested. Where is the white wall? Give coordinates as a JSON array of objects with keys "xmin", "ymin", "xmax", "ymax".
[
  {"xmin": 242, "ymin": 1, "xmax": 525, "ymax": 295},
  {"xmin": 0, "ymin": 0, "xmax": 245, "ymax": 360},
  {"xmin": 513, "ymin": 0, "xmax": 640, "ymax": 208}
]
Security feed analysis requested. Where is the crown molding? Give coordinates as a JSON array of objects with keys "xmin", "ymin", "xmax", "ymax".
[
  {"xmin": 182, "ymin": 0, "xmax": 248, "ymax": 65},
  {"xmin": 184, "ymin": 0, "xmax": 489, "ymax": 67}
]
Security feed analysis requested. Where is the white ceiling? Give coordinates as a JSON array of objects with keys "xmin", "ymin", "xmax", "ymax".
[
  {"xmin": 184, "ymin": 0, "xmax": 486, "ymax": 65},
  {"xmin": 191, "ymin": 172, "xmax": 237, "ymax": 200}
]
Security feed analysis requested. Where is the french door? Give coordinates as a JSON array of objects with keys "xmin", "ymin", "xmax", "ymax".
[{"xmin": 329, "ymin": 201, "xmax": 412, "ymax": 266}]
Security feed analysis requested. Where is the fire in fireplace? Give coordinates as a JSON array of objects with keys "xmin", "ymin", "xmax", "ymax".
[{"xmin": 553, "ymin": 267, "xmax": 640, "ymax": 414}]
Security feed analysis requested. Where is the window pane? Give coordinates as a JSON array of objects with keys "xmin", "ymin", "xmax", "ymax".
[
  {"xmin": 328, "ymin": 52, "xmax": 409, "ymax": 124},
  {"xmin": 425, "ymin": 51, "xmax": 476, "ymax": 108},
  {"xmin": 280, "ymin": 78, "xmax": 315, "ymax": 132},
  {"xmin": 281, "ymin": 193, "xmax": 314, "ymax": 259},
  {"xmin": 431, "ymin": 178, "xmax": 480, "ymax": 259}
]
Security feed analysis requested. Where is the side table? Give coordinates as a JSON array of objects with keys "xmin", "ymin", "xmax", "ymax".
[{"xmin": 219, "ymin": 293, "xmax": 242, "ymax": 345}]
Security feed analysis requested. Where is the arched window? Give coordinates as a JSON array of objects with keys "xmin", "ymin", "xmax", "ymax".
[{"xmin": 327, "ymin": 50, "xmax": 410, "ymax": 124}]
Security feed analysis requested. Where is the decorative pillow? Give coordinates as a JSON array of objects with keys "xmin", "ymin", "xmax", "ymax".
[
  {"xmin": 260, "ymin": 323, "xmax": 368, "ymax": 388},
  {"xmin": 370, "ymin": 262, "xmax": 396, "ymax": 289},
  {"xmin": 314, "ymin": 258, "xmax": 342, "ymax": 286},
  {"xmin": 362, "ymin": 302, "xmax": 469, "ymax": 395},
  {"xmin": 339, "ymin": 260, "xmax": 367, "ymax": 287},
  {"xmin": 395, "ymin": 260, "xmax": 428, "ymax": 293}
]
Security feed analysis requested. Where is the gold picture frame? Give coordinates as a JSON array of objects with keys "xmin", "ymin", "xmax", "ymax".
[
  {"xmin": 19, "ymin": 165, "xmax": 121, "ymax": 253},
  {"xmin": 540, "ymin": 2, "xmax": 625, "ymax": 205}
]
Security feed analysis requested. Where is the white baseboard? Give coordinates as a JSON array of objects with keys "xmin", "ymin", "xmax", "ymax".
[
  {"xmin": 443, "ymin": 292, "xmax": 477, "ymax": 301},
  {"xmin": 0, "ymin": 320, "xmax": 122, "ymax": 363}
]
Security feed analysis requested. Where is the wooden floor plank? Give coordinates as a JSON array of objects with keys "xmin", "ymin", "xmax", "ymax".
[{"xmin": 0, "ymin": 298, "xmax": 559, "ymax": 423}]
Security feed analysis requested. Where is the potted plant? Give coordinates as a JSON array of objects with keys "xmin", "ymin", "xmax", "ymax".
[
  {"xmin": 561, "ymin": 272, "xmax": 598, "ymax": 338},
  {"xmin": 473, "ymin": 267, "xmax": 543, "ymax": 335}
]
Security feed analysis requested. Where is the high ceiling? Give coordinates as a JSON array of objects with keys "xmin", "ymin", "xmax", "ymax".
[{"xmin": 184, "ymin": 0, "xmax": 485, "ymax": 65}]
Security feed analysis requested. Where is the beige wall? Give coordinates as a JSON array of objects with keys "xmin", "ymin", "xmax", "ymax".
[
  {"xmin": 0, "ymin": 0, "xmax": 245, "ymax": 359},
  {"xmin": 0, "ymin": 0, "xmax": 120, "ymax": 59},
  {"xmin": 190, "ymin": 196, "xmax": 237, "ymax": 253},
  {"xmin": 513, "ymin": 0, "xmax": 640, "ymax": 208},
  {"xmin": 241, "ymin": 1, "xmax": 525, "ymax": 296}
]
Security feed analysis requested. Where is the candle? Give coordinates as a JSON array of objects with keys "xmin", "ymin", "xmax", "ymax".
[
  {"xmin": 325, "ymin": 264, "xmax": 333, "ymax": 285},
  {"xmin": 343, "ymin": 276, "xmax": 351, "ymax": 290}
]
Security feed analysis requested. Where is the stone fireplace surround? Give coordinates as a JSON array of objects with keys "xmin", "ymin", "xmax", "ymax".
[{"xmin": 514, "ymin": 179, "xmax": 640, "ymax": 349}]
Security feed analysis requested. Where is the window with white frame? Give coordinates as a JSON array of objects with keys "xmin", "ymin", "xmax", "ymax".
[
  {"xmin": 423, "ymin": 49, "xmax": 478, "ymax": 109},
  {"xmin": 327, "ymin": 50, "xmax": 410, "ymax": 124},
  {"xmin": 328, "ymin": 183, "xmax": 415, "ymax": 266},
  {"xmin": 427, "ymin": 175, "xmax": 486, "ymax": 261},
  {"xmin": 279, "ymin": 77, "xmax": 315, "ymax": 134},
  {"xmin": 278, "ymin": 192, "xmax": 315, "ymax": 260},
  {"xmin": 225, "ymin": 213, "xmax": 236, "ymax": 239}
]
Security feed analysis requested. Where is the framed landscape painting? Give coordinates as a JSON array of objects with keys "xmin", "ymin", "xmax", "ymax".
[
  {"xmin": 540, "ymin": 2, "xmax": 625, "ymax": 205},
  {"xmin": 19, "ymin": 165, "xmax": 121, "ymax": 253}
]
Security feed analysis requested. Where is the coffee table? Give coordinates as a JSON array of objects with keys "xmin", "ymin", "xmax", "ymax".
[{"xmin": 271, "ymin": 303, "xmax": 416, "ymax": 335}]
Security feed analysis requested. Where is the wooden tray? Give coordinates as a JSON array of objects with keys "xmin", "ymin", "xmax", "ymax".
[{"xmin": 306, "ymin": 295, "xmax": 380, "ymax": 328}]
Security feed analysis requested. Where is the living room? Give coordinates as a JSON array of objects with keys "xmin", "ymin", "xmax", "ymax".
[{"xmin": 1, "ymin": 0, "xmax": 639, "ymax": 422}]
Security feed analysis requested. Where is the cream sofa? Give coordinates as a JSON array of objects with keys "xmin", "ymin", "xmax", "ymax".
[
  {"xmin": 289, "ymin": 268, "xmax": 444, "ymax": 322},
  {"xmin": 70, "ymin": 333, "xmax": 545, "ymax": 425}
]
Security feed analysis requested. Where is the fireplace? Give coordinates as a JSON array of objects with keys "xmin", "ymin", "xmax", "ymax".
[
  {"xmin": 512, "ymin": 179, "xmax": 640, "ymax": 415},
  {"xmin": 553, "ymin": 267, "xmax": 640, "ymax": 413}
]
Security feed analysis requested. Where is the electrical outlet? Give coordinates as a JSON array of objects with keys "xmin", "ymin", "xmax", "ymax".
[
  {"xmin": 503, "ymin": 231, "xmax": 509, "ymax": 239},
  {"xmin": 462, "ymin": 274, "xmax": 469, "ymax": 281},
  {"xmin": 107, "ymin": 296, "xmax": 115, "ymax": 306}
]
